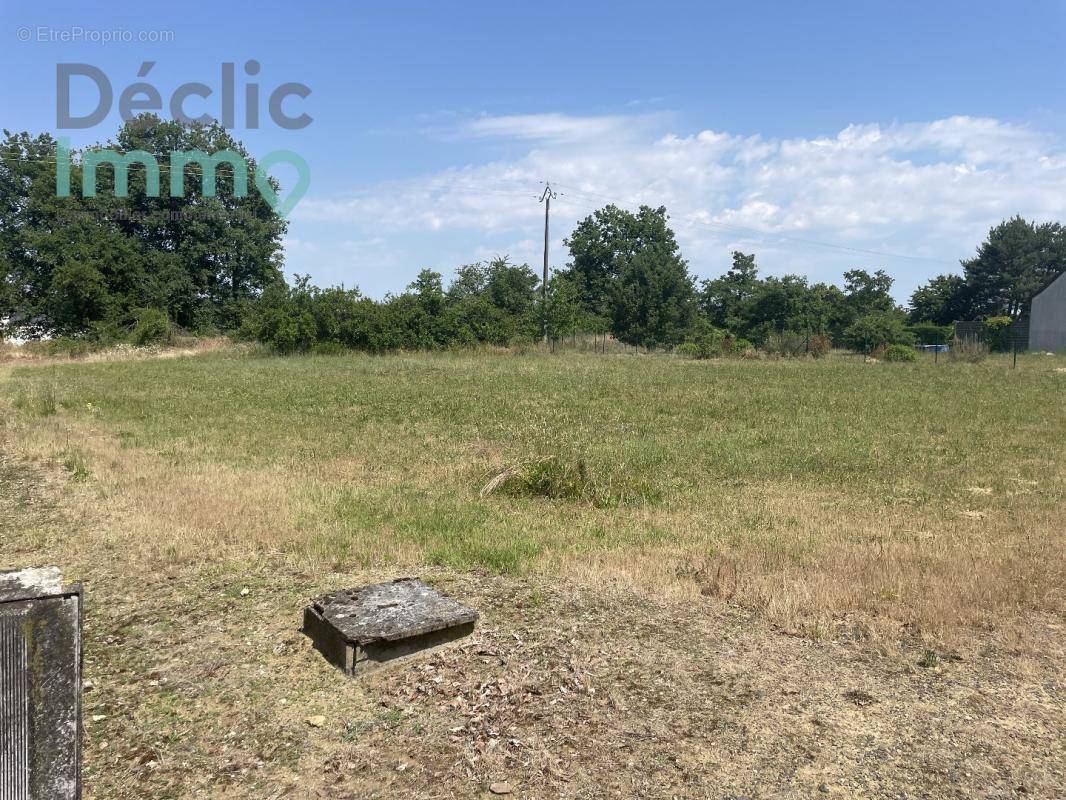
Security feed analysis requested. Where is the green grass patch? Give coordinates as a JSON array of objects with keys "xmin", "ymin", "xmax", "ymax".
[{"xmin": 5, "ymin": 350, "xmax": 1064, "ymax": 576}]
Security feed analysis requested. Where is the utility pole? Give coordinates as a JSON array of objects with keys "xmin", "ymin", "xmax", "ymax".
[{"xmin": 539, "ymin": 182, "xmax": 557, "ymax": 344}]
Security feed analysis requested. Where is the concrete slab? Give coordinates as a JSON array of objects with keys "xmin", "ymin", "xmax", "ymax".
[{"xmin": 303, "ymin": 578, "xmax": 478, "ymax": 675}]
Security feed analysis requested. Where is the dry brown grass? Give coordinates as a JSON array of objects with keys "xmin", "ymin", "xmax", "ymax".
[
  {"xmin": 557, "ymin": 481, "xmax": 1065, "ymax": 634},
  {"xmin": 0, "ymin": 335, "xmax": 246, "ymax": 364}
]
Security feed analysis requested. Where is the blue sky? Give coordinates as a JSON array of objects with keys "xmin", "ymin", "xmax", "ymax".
[{"xmin": 3, "ymin": 0, "xmax": 1066, "ymax": 301}]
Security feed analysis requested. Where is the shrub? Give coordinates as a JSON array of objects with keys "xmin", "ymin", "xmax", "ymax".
[
  {"xmin": 764, "ymin": 330, "xmax": 807, "ymax": 358},
  {"xmin": 761, "ymin": 331, "xmax": 829, "ymax": 358},
  {"xmin": 983, "ymin": 316, "xmax": 1013, "ymax": 352},
  {"xmin": 309, "ymin": 341, "xmax": 348, "ymax": 356},
  {"xmin": 130, "ymin": 308, "xmax": 172, "ymax": 346},
  {"xmin": 34, "ymin": 337, "xmax": 98, "ymax": 358},
  {"xmin": 883, "ymin": 343, "xmax": 918, "ymax": 362},
  {"xmin": 807, "ymin": 334, "xmax": 831, "ymax": 358},
  {"xmin": 949, "ymin": 337, "xmax": 989, "ymax": 363},
  {"xmin": 678, "ymin": 321, "xmax": 730, "ymax": 359},
  {"xmin": 843, "ymin": 314, "xmax": 913, "ymax": 355}
]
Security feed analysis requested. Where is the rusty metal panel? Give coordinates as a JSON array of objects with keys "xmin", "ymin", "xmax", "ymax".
[{"xmin": 0, "ymin": 568, "xmax": 81, "ymax": 800}]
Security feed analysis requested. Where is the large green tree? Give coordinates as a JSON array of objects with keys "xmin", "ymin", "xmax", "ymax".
[
  {"xmin": 907, "ymin": 274, "xmax": 972, "ymax": 324},
  {"xmin": 960, "ymin": 216, "xmax": 1066, "ymax": 319},
  {"xmin": 612, "ymin": 243, "xmax": 695, "ymax": 348},
  {"xmin": 699, "ymin": 251, "xmax": 760, "ymax": 331},
  {"xmin": 843, "ymin": 268, "xmax": 897, "ymax": 317},
  {"xmin": 698, "ymin": 252, "xmax": 855, "ymax": 345},
  {"xmin": 563, "ymin": 204, "xmax": 694, "ymax": 347},
  {"xmin": 1, "ymin": 115, "xmax": 286, "ymax": 338}
]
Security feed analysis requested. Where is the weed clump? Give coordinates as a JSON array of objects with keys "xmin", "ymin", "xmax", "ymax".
[
  {"xmin": 481, "ymin": 455, "xmax": 660, "ymax": 508},
  {"xmin": 949, "ymin": 337, "xmax": 989, "ymax": 363},
  {"xmin": 14, "ymin": 383, "xmax": 59, "ymax": 416}
]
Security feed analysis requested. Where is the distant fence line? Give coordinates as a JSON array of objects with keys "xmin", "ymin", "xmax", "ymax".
[{"xmin": 954, "ymin": 319, "xmax": 1030, "ymax": 351}]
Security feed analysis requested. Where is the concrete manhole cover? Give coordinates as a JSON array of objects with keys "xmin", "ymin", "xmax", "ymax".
[{"xmin": 303, "ymin": 578, "xmax": 478, "ymax": 675}]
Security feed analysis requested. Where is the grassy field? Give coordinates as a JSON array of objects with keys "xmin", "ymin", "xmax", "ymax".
[
  {"xmin": 2, "ymin": 347, "xmax": 1065, "ymax": 798},
  {"xmin": 4, "ymin": 348, "xmax": 1064, "ymax": 630}
]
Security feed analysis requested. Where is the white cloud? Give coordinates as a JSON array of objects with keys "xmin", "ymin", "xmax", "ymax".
[
  {"xmin": 457, "ymin": 112, "xmax": 647, "ymax": 142},
  {"xmin": 288, "ymin": 113, "xmax": 1066, "ymax": 299}
]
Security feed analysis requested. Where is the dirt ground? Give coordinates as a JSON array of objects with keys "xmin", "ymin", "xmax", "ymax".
[{"xmin": 2, "ymin": 446, "xmax": 1063, "ymax": 800}]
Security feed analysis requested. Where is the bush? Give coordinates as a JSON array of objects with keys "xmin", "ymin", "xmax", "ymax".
[
  {"xmin": 679, "ymin": 321, "xmax": 730, "ymax": 359},
  {"xmin": 883, "ymin": 343, "xmax": 918, "ymax": 362},
  {"xmin": 29, "ymin": 337, "xmax": 98, "ymax": 358},
  {"xmin": 309, "ymin": 341, "xmax": 348, "ymax": 356},
  {"xmin": 807, "ymin": 334, "xmax": 831, "ymax": 358},
  {"xmin": 764, "ymin": 330, "xmax": 804, "ymax": 357},
  {"xmin": 843, "ymin": 313, "xmax": 913, "ymax": 355},
  {"xmin": 762, "ymin": 330, "xmax": 829, "ymax": 358},
  {"xmin": 130, "ymin": 308, "xmax": 172, "ymax": 346},
  {"xmin": 983, "ymin": 316, "xmax": 1013, "ymax": 352}
]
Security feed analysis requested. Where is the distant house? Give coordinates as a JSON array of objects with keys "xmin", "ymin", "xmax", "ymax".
[{"xmin": 1030, "ymin": 271, "xmax": 1066, "ymax": 352}]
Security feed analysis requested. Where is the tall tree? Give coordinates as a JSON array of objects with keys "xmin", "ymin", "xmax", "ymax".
[
  {"xmin": 611, "ymin": 237, "xmax": 695, "ymax": 348},
  {"xmin": 1, "ymin": 115, "xmax": 286, "ymax": 338},
  {"xmin": 699, "ymin": 251, "xmax": 760, "ymax": 331},
  {"xmin": 483, "ymin": 256, "xmax": 539, "ymax": 318},
  {"xmin": 563, "ymin": 204, "xmax": 693, "ymax": 346},
  {"xmin": 446, "ymin": 262, "xmax": 489, "ymax": 303},
  {"xmin": 907, "ymin": 274, "xmax": 972, "ymax": 324},
  {"xmin": 843, "ymin": 268, "xmax": 896, "ymax": 317},
  {"xmin": 544, "ymin": 271, "xmax": 584, "ymax": 342},
  {"xmin": 961, "ymin": 216, "xmax": 1066, "ymax": 319},
  {"xmin": 408, "ymin": 268, "xmax": 445, "ymax": 317}
]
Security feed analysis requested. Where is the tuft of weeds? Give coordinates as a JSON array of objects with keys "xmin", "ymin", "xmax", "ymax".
[
  {"xmin": 61, "ymin": 449, "xmax": 91, "ymax": 481},
  {"xmin": 918, "ymin": 649, "xmax": 941, "ymax": 668},
  {"xmin": 482, "ymin": 455, "xmax": 661, "ymax": 508},
  {"xmin": 14, "ymin": 383, "xmax": 59, "ymax": 416}
]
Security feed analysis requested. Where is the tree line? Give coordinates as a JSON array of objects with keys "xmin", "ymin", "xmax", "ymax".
[
  {"xmin": 0, "ymin": 116, "xmax": 284, "ymax": 340},
  {"xmin": 2, "ymin": 117, "xmax": 1062, "ymax": 355}
]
